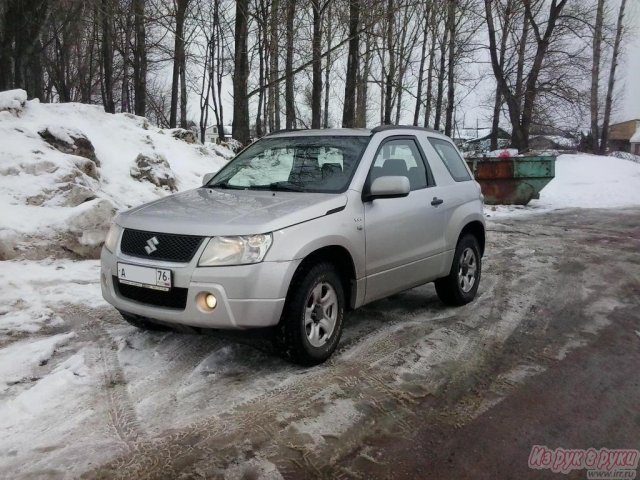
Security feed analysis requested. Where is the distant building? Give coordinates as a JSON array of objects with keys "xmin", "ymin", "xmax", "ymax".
[
  {"xmin": 459, "ymin": 127, "xmax": 511, "ymax": 152},
  {"xmin": 608, "ymin": 119, "xmax": 640, "ymax": 154},
  {"xmin": 204, "ymin": 125, "xmax": 232, "ymax": 144}
]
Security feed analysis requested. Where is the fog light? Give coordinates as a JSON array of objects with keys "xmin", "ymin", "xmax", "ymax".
[{"xmin": 205, "ymin": 294, "xmax": 217, "ymax": 310}]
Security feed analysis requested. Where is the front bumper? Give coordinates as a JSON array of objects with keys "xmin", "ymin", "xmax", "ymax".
[{"xmin": 100, "ymin": 246, "xmax": 300, "ymax": 329}]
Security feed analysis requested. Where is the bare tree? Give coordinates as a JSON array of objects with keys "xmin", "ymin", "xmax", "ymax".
[
  {"xmin": 485, "ymin": 0, "xmax": 570, "ymax": 151},
  {"xmin": 342, "ymin": 0, "xmax": 360, "ymax": 128},
  {"xmin": 101, "ymin": 0, "xmax": 115, "ymax": 113},
  {"xmin": 170, "ymin": 0, "xmax": 189, "ymax": 128},
  {"xmin": 590, "ymin": 0, "xmax": 605, "ymax": 152},
  {"xmin": 133, "ymin": 0, "xmax": 147, "ymax": 116},
  {"xmin": 233, "ymin": 0, "xmax": 251, "ymax": 144}
]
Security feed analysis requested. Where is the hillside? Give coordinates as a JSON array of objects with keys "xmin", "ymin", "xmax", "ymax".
[{"xmin": 0, "ymin": 90, "xmax": 232, "ymax": 260}]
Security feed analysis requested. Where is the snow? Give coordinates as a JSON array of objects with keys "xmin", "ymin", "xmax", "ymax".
[
  {"xmin": 0, "ymin": 89, "xmax": 26, "ymax": 111},
  {"xmin": 0, "ymin": 333, "xmax": 75, "ymax": 391},
  {"xmin": 0, "ymin": 259, "xmax": 106, "ymax": 334},
  {"xmin": 485, "ymin": 148, "xmax": 520, "ymax": 158},
  {"xmin": 610, "ymin": 151, "xmax": 640, "ymax": 164},
  {"xmin": 0, "ymin": 89, "xmax": 231, "ymax": 259},
  {"xmin": 485, "ymin": 153, "xmax": 640, "ymax": 218},
  {"xmin": 630, "ymin": 128, "xmax": 640, "ymax": 144}
]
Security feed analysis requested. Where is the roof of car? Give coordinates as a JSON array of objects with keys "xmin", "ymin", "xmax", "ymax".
[{"xmin": 266, "ymin": 125, "xmax": 444, "ymax": 138}]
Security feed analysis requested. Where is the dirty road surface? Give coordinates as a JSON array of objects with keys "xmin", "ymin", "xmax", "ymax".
[{"xmin": 2, "ymin": 208, "xmax": 639, "ymax": 479}]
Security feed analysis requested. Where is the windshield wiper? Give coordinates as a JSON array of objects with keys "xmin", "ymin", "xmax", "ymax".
[
  {"xmin": 208, "ymin": 182, "xmax": 244, "ymax": 190},
  {"xmin": 268, "ymin": 181, "xmax": 304, "ymax": 192}
]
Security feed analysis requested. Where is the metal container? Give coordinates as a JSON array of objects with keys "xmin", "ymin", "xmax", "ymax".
[{"xmin": 465, "ymin": 155, "xmax": 556, "ymax": 205}]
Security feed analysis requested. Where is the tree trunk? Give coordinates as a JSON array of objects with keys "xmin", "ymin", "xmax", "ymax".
[
  {"xmin": 590, "ymin": 0, "xmax": 605, "ymax": 152},
  {"xmin": 268, "ymin": 0, "xmax": 280, "ymax": 131},
  {"xmin": 383, "ymin": 0, "xmax": 395, "ymax": 125},
  {"xmin": 180, "ymin": 45, "xmax": 187, "ymax": 128},
  {"xmin": 323, "ymin": 3, "xmax": 332, "ymax": 128},
  {"xmin": 423, "ymin": 16, "xmax": 437, "ymax": 128},
  {"xmin": 355, "ymin": 33, "xmax": 371, "ymax": 128},
  {"xmin": 311, "ymin": 0, "xmax": 323, "ymax": 129},
  {"xmin": 232, "ymin": 0, "xmax": 251, "ymax": 144},
  {"xmin": 413, "ymin": 6, "xmax": 430, "ymax": 126},
  {"xmin": 214, "ymin": 2, "xmax": 225, "ymax": 141},
  {"xmin": 255, "ymin": 2, "xmax": 265, "ymax": 138},
  {"xmin": 170, "ymin": 0, "xmax": 188, "ymax": 128},
  {"xmin": 342, "ymin": 0, "xmax": 360, "ymax": 128},
  {"xmin": 491, "ymin": 0, "xmax": 512, "ymax": 150},
  {"xmin": 133, "ymin": 0, "xmax": 147, "ymax": 116},
  {"xmin": 101, "ymin": 0, "xmax": 115, "ymax": 113},
  {"xmin": 284, "ymin": 0, "xmax": 296, "ymax": 129},
  {"xmin": 433, "ymin": 16, "xmax": 448, "ymax": 131},
  {"xmin": 444, "ymin": 0, "xmax": 456, "ymax": 137},
  {"xmin": 600, "ymin": 0, "xmax": 627, "ymax": 154}
]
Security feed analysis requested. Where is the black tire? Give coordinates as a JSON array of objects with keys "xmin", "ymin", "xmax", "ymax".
[
  {"xmin": 274, "ymin": 262, "xmax": 345, "ymax": 366},
  {"xmin": 435, "ymin": 234, "xmax": 482, "ymax": 306},
  {"xmin": 119, "ymin": 311, "xmax": 172, "ymax": 331}
]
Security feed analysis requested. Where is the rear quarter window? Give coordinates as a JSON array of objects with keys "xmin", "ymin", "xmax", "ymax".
[{"xmin": 428, "ymin": 138, "xmax": 472, "ymax": 182}]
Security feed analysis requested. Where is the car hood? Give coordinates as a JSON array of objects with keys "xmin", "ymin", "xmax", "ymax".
[{"xmin": 116, "ymin": 188, "xmax": 348, "ymax": 236}]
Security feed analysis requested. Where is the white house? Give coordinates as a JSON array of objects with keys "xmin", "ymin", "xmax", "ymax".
[{"xmin": 204, "ymin": 125, "xmax": 232, "ymax": 144}]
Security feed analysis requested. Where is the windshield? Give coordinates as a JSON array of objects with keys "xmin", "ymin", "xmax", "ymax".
[{"xmin": 206, "ymin": 135, "xmax": 370, "ymax": 193}]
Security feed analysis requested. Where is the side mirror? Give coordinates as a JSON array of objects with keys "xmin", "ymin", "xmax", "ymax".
[
  {"xmin": 202, "ymin": 172, "xmax": 216, "ymax": 186},
  {"xmin": 365, "ymin": 176, "xmax": 410, "ymax": 201}
]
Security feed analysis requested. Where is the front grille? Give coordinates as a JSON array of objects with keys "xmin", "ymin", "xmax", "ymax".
[
  {"xmin": 120, "ymin": 229, "xmax": 204, "ymax": 262},
  {"xmin": 113, "ymin": 277, "xmax": 188, "ymax": 309}
]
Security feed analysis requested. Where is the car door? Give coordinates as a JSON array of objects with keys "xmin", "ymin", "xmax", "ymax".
[{"xmin": 363, "ymin": 136, "xmax": 448, "ymax": 303}]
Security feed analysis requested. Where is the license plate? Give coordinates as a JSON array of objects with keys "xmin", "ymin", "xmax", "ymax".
[{"xmin": 117, "ymin": 263, "xmax": 172, "ymax": 291}]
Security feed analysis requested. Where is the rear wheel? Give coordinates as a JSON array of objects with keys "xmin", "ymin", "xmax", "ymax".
[
  {"xmin": 275, "ymin": 262, "xmax": 345, "ymax": 366},
  {"xmin": 119, "ymin": 311, "xmax": 172, "ymax": 331},
  {"xmin": 435, "ymin": 234, "xmax": 482, "ymax": 306}
]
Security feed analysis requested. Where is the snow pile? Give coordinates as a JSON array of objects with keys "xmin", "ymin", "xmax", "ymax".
[
  {"xmin": 0, "ymin": 89, "xmax": 232, "ymax": 259},
  {"xmin": 609, "ymin": 151, "xmax": 640, "ymax": 164},
  {"xmin": 487, "ymin": 153, "xmax": 640, "ymax": 217},
  {"xmin": 536, "ymin": 154, "xmax": 640, "ymax": 209},
  {"xmin": 0, "ymin": 89, "xmax": 26, "ymax": 111}
]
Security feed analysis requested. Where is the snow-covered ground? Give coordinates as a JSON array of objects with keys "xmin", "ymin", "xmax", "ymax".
[{"xmin": 0, "ymin": 89, "xmax": 232, "ymax": 259}]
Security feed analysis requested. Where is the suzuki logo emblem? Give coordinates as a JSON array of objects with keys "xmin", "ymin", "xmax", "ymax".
[{"xmin": 145, "ymin": 236, "xmax": 159, "ymax": 254}]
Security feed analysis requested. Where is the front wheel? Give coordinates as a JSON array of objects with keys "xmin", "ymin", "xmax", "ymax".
[
  {"xmin": 275, "ymin": 262, "xmax": 345, "ymax": 366},
  {"xmin": 435, "ymin": 234, "xmax": 482, "ymax": 306}
]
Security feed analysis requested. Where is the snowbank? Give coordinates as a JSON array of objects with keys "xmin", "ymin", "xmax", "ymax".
[
  {"xmin": 610, "ymin": 151, "xmax": 640, "ymax": 164},
  {"xmin": 536, "ymin": 154, "xmax": 640, "ymax": 209},
  {"xmin": 0, "ymin": 89, "xmax": 233, "ymax": 259},
  {"xmin": 486, "ymin": 153, "xmax": 640, "ymax": 217}
]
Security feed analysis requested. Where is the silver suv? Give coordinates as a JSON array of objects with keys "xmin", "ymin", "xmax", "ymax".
[{"xmin": 101, "ymin": 126, "xmax": 485, "ymax": 364}]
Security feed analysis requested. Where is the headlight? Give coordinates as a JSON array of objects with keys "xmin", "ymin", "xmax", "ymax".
[
  {"xmin": 104, "ymin": 223, "xmax": 122, "ymax": 253},
  {"xmin": 198, "ymin": 234, "xmax": 273, "ymax": 266}
]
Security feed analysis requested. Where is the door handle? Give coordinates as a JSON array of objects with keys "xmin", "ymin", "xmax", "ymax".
[{"xmin": 431, "ymin": 197, "xmax": 444, "ymax": 206}]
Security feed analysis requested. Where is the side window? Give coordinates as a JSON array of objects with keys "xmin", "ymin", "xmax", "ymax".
[
  {"xmin": 428, "ymin": 138, "xmax": 472, "ymax": 182},
  {"xmin": 370, "ymin": 138, "xmax": 428, "ymax": 191}
]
